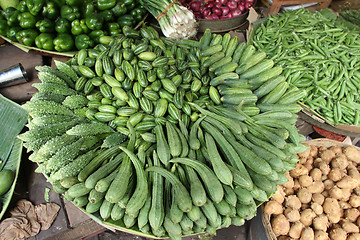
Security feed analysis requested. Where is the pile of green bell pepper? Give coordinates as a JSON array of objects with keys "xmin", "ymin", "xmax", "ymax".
[{"xmin": 0, "ymin": 0, "xmax": 147, "ymax": 51}]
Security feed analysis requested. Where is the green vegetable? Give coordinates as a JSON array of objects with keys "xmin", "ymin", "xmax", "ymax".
[
  {"xmin": 55, "ymin": 17, "xmax": 71, "ymax": 33},
  {"xmin": 71, "ymin": 19, "xmax": 89, "ymax": 36},
  {"xmin": 17, "ymin": 0, "xmax": 28, "ymax": 13},
  {"xmin": 53, "ymin": 33, "xmax": 74, "ymax": 52},
  {"xmin": 74, "ymin": 34, "xmax": 94, "ymax": 50},
  {"xmin": 0, "ymin": 170, "xmax": 14, "ymax": 196},
  {"xmin": 60, "ymin": 5, "xmax": 80, "ymax": 22},
  {"xmin": 15, "ymin": 29, "xmax": 38, "ymax": 46},
  {"xmin": 3, "ymin": 7, "xmax": 20, "ymax": 27},
  {"xmin": 17, "ymin": 12, "xmax": 36, "ymax": 28},
  {"xmin": 85, "ymin": 13, "xmax": 104, "ymax": 30},
  {"xmin": 96, "ymin": 0, "xmax": 116, "ymax": 11},
  {"xmin": 26, "ymin": 0, "xmax": 45, "ymax": 15},
  {"xmin": 36, "ymin": 19, "xmax": 55, "ymax": 33},
  {"xmin": 42, "ymin": 2, "xmax": 59, "ymax": 20},
  {"xmin": 35, "ymin": 33, "xmax": 55, "ymax": 50}
]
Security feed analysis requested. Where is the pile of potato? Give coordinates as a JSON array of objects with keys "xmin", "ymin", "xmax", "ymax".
[{"xmin": 264, "ymin": 142, "xmax": 360, "ymax": 240}]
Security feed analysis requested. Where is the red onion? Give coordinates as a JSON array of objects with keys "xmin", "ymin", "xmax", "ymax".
[
  {"xmin": 199, "ymin": 5, "xmax": 206, "ymax": 13},
  {"xmin": 202, "ymin": 8, "xmax": 211, "ymax": 17},
  {"xmin": 227, "ymin": 1, "xmax": 238, "ymax": 10},
  {"xmin": 213, "ymin": 7, "xmax": 222, "ymax": 16},
  {"xmin": 246, "ymin": 0, "xmax": 255, "ymax": 3},
  {"xmin": 244, "ymin": 2, "xmax": 252, "ymax": 10},
  {"xmin": 220, "ymin": 15, "xmax": 229, "ymax": 19},
  {"xmin": 231, "ymin": 8, "xmax": 243, "ymax": 17},
  {"xmin": 190, "ymin": 1, "xmax": 201, "ymax": 12},
  {"xmin": 238, "ymin": 4, "xmax": 245, "ymax": 12},
  {"xmin": 227, "ymin": 12, "xmax": 233, "ymax": 18},
  {"xmin": 214, "ymin": 2, "xmax": 222, "ymax": 8},
  {"xmin": 206, "ymin": 2, "xmax": 215, "ymax": 8},
  {"xmin": 215, "ymin": 0, "xmax": 227, "ymax": 5},
  {"xmin": 221, "ymin": 6, "xmax": 230, "ymax": 16},
  {"xmin": 204, "ymin": 15, "xmax": 213, "ymax": 19},
  {"xmin": 211, "ymin": 13, "xmax": 220, "ymax": 19}
]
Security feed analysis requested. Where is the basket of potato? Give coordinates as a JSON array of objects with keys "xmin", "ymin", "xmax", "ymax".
[{"xmin": 262, "ymin": 138, "xmax": 360, "ymax": 240}]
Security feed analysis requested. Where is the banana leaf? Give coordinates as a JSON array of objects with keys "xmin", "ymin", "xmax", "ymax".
[
  {"xmin": 0, "ymin": 138, "xmax": 23, "ymax": 220},
  {"xmin": 0, "ymin": 94, "xmax": 28, "ymax": 168}
]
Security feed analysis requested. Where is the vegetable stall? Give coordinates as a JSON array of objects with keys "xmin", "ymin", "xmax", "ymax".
[{"xmin": 0, "ymin": 0, "xmax": 359, "ymax": 239}]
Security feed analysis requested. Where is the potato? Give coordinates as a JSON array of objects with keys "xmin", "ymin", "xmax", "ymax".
[
  {"xmin": 336, "ymin": 176, "xmax": 359, "ymax": 189},
  {"xmin": 357, "ymin": 217, "xmax": 360, "ymax": 226},
  {"xmin": 271, "ymin": 214, "xmax": 290, "ymax": 236},
  {"xmin": 344, "ymin": 146, "xmax": 360, "ymax": 164},
  {"xmin": 312, "ymin": 193, "xmax": 325, "ymax": 205},
  {"xmin": 341, "ymin": 219, "xmax": 359, "ymax": 233},
  {"xmin": 290, "ymin": 163, "xmax": 309, "ymax": 178},
  {"xmin": 285, "ymin": 195, "xmax": 302, "ymax": 209},
  {"xmin": 311, "ymin": 202, "xmax": 323, "ymax": 215},
  {"xmin": 341, "ymin": 188, "xmax": 352, "ymax": 202},
  {"xmin": 299, "ymin": 175, "xmax": 313, "ymax": 187},
  {"xmin": 324, "ymin": 179, "xmax": 335, "ymax": 190},
  {"xmin": 313, "ymin": 214, "xmax": 329, "ymax": 232},
  {"xmin": 297, "ymin": 188, "xmax": 312, "ymax": 204},
  {"xmin": 319, "ymin": 146, "xmax": 328, "ymax": 152},
  {"xmin": 300, "ymin": 209, "xmax": 317, "ymax": 226},
  {"xmin": 322, "ymin": 190, "xmax": 329, "ymax": 198},
  {"xmin": 301, "ymin": 203, "xmax": 310, "ymax": 211},
  {"xmin": 348, "ymin": 233, "xmax": 360, "ymax": 240},
  {"xmin": 272, "ymin": 186, "xmax": 285, "ymax": 204},
  {"xmin": 304, "ymin": 162, "xmax": 314, "ymax": 171},
  {"xmin": 289, "ymin": 222, "xmax": 305, "ymax": 239},
  {"xmin": 314, "ymin": 158, "xmax": 323, "ymax": 168},
  {"xmin": 331, "ymin": 154, "xmax": 349, "ymax": 170},
  {"xmin": 298, "ymin": 145, "xmax": 311, "ymax": 159},
  {"xmin": 345, "ymin": 208, "xmax": 360, "ymax": 222},
  {"xmin": 318, "ymin": 161, "xmax": 331, "ymax": 176},
  {"xmin": 348, "ymin": 167, "xmax": 360, "ymax": 183},
  {"xmin": 329, "ymin": 228, "xmax": 347, "ymax": 240},
  {"xmin": 308, "ymin": 181, "xmax": 325, "ymax": 194},
  {"xmin": 278, "ymin": 236, "xmax": 291, "ymax": 240},
  {"xmin": 320, "ymin": 149, "xmax": 336, "ymax": 163},
  {"xmin": 284, "ymin": 207, "xmax": 301, "ymax": 222},
  {"xmin": 299, "ymin": 156, "xmax": 308, "ymax": 165},
  {"xmin": 323, "ymin": 198, "xmax": 341, "ymax": 224},
  {"xmin": 283, "ymin": 172, "xmax": 295, "ymax": 189},
  {"xmin": 338, "ymin": 200, "xmax": 352, "ymax": 210},
  {"xmin": 330, "ymin": 146, "xmax": 343, "ymax": 155},
  {"xmin": 284, "ymin": 188, "xmax": 295, "ymax": 196},
  {"xmin": 329, "ymin": 186, "xmax": 343, "ymax": 200},
  {"xmin": 310, "ymin": 145, "xmax": 319, "ymax": 157},
  {"xmin": 349, "ymin": 194, "xmax": 360, "ymax": 208},
  {"xmin": 300, "ymin": 227, "xmax": 315, "ymax": 240},
  {"xmin": 293, "ymin": 179, "xmax": 301, "ymax": 192},
  {"xmin": 310, "ymin": 168, "xmax": 323, "ymax": 182},
  {"xmin": 354, "ymin": 187, "xmax": 360, "ymax": 196},
  {"xmin": 314, "ymin": 230, "xmax": 329, "ymax": 240},
  {"xmin": 328, "ymin": 168, "xmax": 343, "ymax": 182},
  {"xmin": 264, "ymin": 200, "xmax": 283, "ymax": 215}
]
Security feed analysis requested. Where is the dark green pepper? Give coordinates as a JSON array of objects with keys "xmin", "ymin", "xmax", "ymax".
[
  {"xmin": 26, "ymin": 0, "xmax": 45, "ymax": 15},
  {"xmin": 65, "ymin": 0, "xmax": 82, "ymax": 6},
  {"xmin": 81, "ymin": 0, "xmax": 96, "ymax": 17},
  {"xmin": 53, "ymin": 33, "xmax": 74, "ymax": 51},
  {"xmin": 17, "ymin": 0, "xmax": 29, "ymax": 13},
  {"xmin": 52, "ymin": 0, "xmax": 66, "ymax": 7},
  {"xmin": 16, "ymin": 29, "xmax": 38, "ymax": 46},
  {"xmin": 112, "ymin": 2, "xmax": 127, "ymax": 17},
  {"xmin": 0, "ymin": 16, "xmax": 9, "ymax": 35},
  {"xmin": 71, "ymin": 19, "xmax": 89, "ymax": 35},
  {"xmin": 6, "ymin": 27, "xmax": 21, "ymax": 41},
  {"xmin": 130, "ymin": 7, "xmax": 145, "ymax": 22},
  {"xmin": 60, "ymin": 5, "xmax": 80, "ymax": 22},
  {"xmin": 85, "ymin": 13, "xmax": 104, "ymax": 30},
  {"xmin": 55, "ymin": 18, "xmax": 71, "ymax": 33},
  {"xmin": 42, "ymin": 2, "xmax": 60, "ymax": 20},
  {"xmin": 107, "ymin": 22, "xmax": 121, "ymax": 36},
  {"xmin": 35, "ymin": 33, "xmax": 55, "ymax": 50},
  {"xmin": 117, "ymin": 14, "xmax": 135, "ymax": 28},
  {"xmin": 18, "ymin": 12, "xmax": 37, "ymax": 29},
  {"xmin": 3, "ymin": 7, "xmax": 20, "ymax": 27},
  {"xmin": 99, "ymin": 10, "xmax": 114, "ymax": 22},
  {"xmin": 36, "ymin": 19, "xmax": 55, "ymax": 33},
  {"xmin": 96, "ymin": 0, "xmax": 116, "ymax": 11},
  {"xmin": 89, "ymin": 29, "xmax": 106, "ymax": 43},
  {"xmin": 75, "ymin": 34, "xmax": 94, "ymax": 50}
]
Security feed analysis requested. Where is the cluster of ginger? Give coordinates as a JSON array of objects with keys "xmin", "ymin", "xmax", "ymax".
[{"xmin": 264, "ymin": 143, "xmax": 360, "ymax": 240}]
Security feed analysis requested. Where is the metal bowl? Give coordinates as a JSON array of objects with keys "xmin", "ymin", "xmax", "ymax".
[{"xmin": 196, "ymin": 10, "xmax": 250, "ymax": 33}]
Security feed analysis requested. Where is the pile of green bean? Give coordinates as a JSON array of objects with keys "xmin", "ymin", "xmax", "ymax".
[{"xmin": 252, "ymin": 8, "xmax": 360, "ymax": 126}]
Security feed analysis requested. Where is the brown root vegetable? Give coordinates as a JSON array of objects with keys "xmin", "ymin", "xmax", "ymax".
[
  {"xmin": 338, "ymin": 200, "xmax": 352, "ymax": 210},
  {"xmin": 313, "ymin": 214, "xmax": 329, "ymax": 232},
  {"xmin": 324, "ymin": 179, "xmax": 335, "ymax": 190},
  {"xmin": 310, "ymin": 168, "xmax": 323, "ymax": 182},
  {"xmin": 345, "ymin": 208, "xmax": 360, "ymax": 222},
  {"xmin": 283, "ymin": 172, "xmax": 294, "ymax": 189},
  {"xmin": 293, "ymin": 179, "xmax": 301, "ymax": 192},
  {"xmin": 290, "ymin": 163, "xmax": 309, "ymax": 178},
  {"xmin": 348, "ymin": 233, "xmax": 360, "ymax": 240},
  {"xmin": 329, "ymin": 228, "xmax": 347, "ymax": 240},
  {"xmin": 318, "ymin": 161, "xmax": 331, "ymax": 176},
  {"xmin": 322, "ymin": 190, "xmax": 329, "ymax": 198},
  {"xmin": 284, "ymin": 188, "xmax": 295, "ymax": 196},
  {"xmin": 330, "ymin": 146, "xmax": 343, "ymax": 155},
  {"xmin": 297, "ymin": 188, "xmax": 312, "ymax": 204},
  {"xmin": 331, "ymin": 154, "xmax": 349, "ymax": 170},
  {"xmin": 300, "ymin": 208, "xmax": 317, "ymax": 226},
  {"xmin": 310, "ymin": 145, "xmax": 319, "ymax": 157},
  {"xmin": 328, "ymin": 168, "xmax": 343, "ymax": 182},
  {"xmin": 314, "ymin": 230, "xmax": 329, "ymax": 240},
  {"xmin": 312, "ymin": 193, "xmax": 325, "ymax": 205},
  {"xmin": 272, "ymin": 186, "xmax": 285, "ymax": 204},
  {"xmin": 289, "ymin": 222, "xmax": 305, "ymax": 239},
  {"xmin": 348, "ymin": 167, "xmax": 360, "ymax": 183},
  {"xmin": 298, "ymin": 145, "xmax": 311, "ymax": 159},
  {"xmin": 278, "ymin": 236, "xmax": 292, "ymax": 240},
  {"xmin": 329, "ymin": 186, "xmax": 343, "ymax": 200},
  {"xmin": 299, "ymin": 156, "xmax": 307, "ymax": 165},
  {"xmin": 341, "ymin": 188, "xmax": 352, "ymax": 202},
  {"xmin": 264, "ymin": 200, "xmax": 283, "ymax": 215},
  {"xmin": 336, "ymin": 176, "xmax": 359, "ymax": 189},
  {"xmin": 343, "ymin": 146, "xmax": 360, "ymax": 164},
  {"xmin": 271, "ymin": 214, "xmax": 290, "ymax": 236},
  {"xmin": 308, "ymin": 181, "xmax": 325, "ymax": 194},
  {"xmin": 323, "ymin": 198, "xmax": 341, "ymax": 224},
  {"xmin": 300, "ymin": 226, "xmax": 315, "ymax": 240},
  {"xmin": 301, "ymin": 203, "xmax": 310, "ymax": 211},
  {"xmin": 349, "ymin": 194, "xmax": 360, "ymax": 208},
  {"xmin": 285, "ymin": 195, "xmax": 302, "ymax": 209},
  {"xmin": 320, "ymin": 149, "xmax": 336, "ymax": 163},
  {"xmin": 304, "ymin": 161, "xmax": 314, "ymax": 171},
  {"xmin": 314, "ymin": 158, "xmax": 323, "ymax": 168},
  {"xmin": 357, "ymin": 217, "xmax": 360, "ymax": 226},
  {"xmin": 299, "ymin": 175, "xmax": 313, "ymax": 187},
  {"xmin": 341, "ymin": 219, "xmax": 359, "ymax": 233},
  {"xmin": 284, "ymin": 207, "xmax": 301, "ymax": 222},
  {"xmin": 311, "ymin": 202, "xmax": 323, "ymax": 215}
]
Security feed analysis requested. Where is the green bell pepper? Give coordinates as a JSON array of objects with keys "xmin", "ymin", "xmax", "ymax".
[
  {"xmin": 17, "ymin": 0, "xmax": 29, "ymax": 13},
  {"xmin": 117, "ymin": 14, "xmax": 135, "ymax": 28},
  {"xmin": 53, "ymin": 33, "xmax": 74, "ymax": 51},
  {"xmin": 42, "ymin": 2, "xmax": 59, "ymax": 20},
  {"xmin": 60, "ymin": 5, "xmax": 80, "ymax": 22},
  {"xmin": 52, "ymin": 0, "xmax": 66, "ymax": 7},
  {"xmin": 65, "ymin": 0, "xmax": 82, "ymax": 6},
  {"xmin": 99, "ymin": 10, "xmax": 114, "ymax": 22},
  {"xmin": 36, "ymin": 19, "xmax": 55, "ymax": 33},
  {"xmin": 35, "ymin": 33, "xmax": 55, "ymax": 50},
  {"xmin": 96, "ymin": 0, "xmax": 116, "ymax": 11},
  {"xmin": 3, "ymin": 7, "xmax": 20, "ymax": 27},
  {"xmin": 16, "ymin": 29, "xmax": 38, "ymax": 46},
  {"xmin": 81, "ymin": 0, "xmax": 96, "ymax": 17},
  {"xmin": 112, "ymin": 2, "xmax": 127, "ymax": 17},
  {"xmin": 26, "ymin": 0, "xmax": 45, "ymax": 16},
  {"xmin": 18, "ymin": 12, "xmax": 37, "ymax": 29},
  {"xmin": 71, "ymin": 19, "xmax": 89, "ymax": 35},
  {"xmin": 107, "ymin": 22, "xmax": 120, "ymax": 36},
  {"xmin": 0, "ymin": 16, "xmax": 9, "ymax": 36},
  {"xmin": 55, "ymin": 18, "xmax": 71, "ymax": 33},
  {"xmin": 75, "ymin": 34, "xmax": 94, "ymax": 50},
  {"xmin": 130, "ymin": 7, "xmax": 145, "ymax": 22},
  {"xmin": 6, "ymin": 27, "xmax": 21, "ymax": 41},
  {"xmin": 89, "ymin": 29, "xmax": 106, "ymax": 43},
  {"xmin": 85, "ymin": 13, "xmax": 104, "ymax": 30}
]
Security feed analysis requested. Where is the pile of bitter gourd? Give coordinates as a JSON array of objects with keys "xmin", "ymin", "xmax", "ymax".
[{"xmin": 19, "ymin": 25, "xmax": 308, "ymax": 239}]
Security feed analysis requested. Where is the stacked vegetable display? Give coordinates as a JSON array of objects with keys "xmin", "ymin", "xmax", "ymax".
[
  {"xmin": 0, "ymin": 0, "xmax": 146, "ymax": 51},
  {"xmin": 251, "ymin": 8, "xmax": 360, "ymax": 126},
  {"xmin": 264, "ymin": 142, "xmax": 360, "ymax": 240},
  {"xmin": 19, "ymin": 25, "xmax": 308, "ymax": 239}
]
